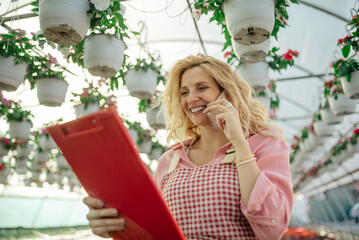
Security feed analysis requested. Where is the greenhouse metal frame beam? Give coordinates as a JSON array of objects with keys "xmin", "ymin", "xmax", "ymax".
[{"xmin": 298, "ymin": 0, "xmax": 349, "ymax": 22}]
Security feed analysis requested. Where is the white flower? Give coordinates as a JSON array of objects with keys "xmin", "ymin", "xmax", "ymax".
[
  {"xmin": 192, "ymin": 10, "xmax": 201, "ymax": 20},
  {"xmin": 90, "ymin": 0, "xmax": 111, "ymax": 11}
]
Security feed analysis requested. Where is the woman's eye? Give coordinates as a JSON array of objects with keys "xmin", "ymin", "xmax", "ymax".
[
  {"xmin": 181, "ymin": 91, "xmax": 188, "ymax": 96},
  {"xmin": 198, "ymin": 86, "xmax": 207, "ymax": 91}
]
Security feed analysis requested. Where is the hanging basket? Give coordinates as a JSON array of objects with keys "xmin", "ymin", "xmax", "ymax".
[
  {"xmin": 46, "ymin": 173, "xmax": 55, "ymax": 185},
  {"xmin": 222, "ymin": 0, "xmax": 274, "ymax": 45},
  {"xmin": 8, "ymin": 120, "xmax": 32, "ymax": 140},
  {"xmin": 0, "ymin": 168, "xmax": 9, "ymax": 184},
  {"xmin": 146, "ymin": 106, "xmax": 166, "ymax": 129},
  {"xmin": 15, "ymin": 159, "xmax": 28, "ymax": 175},
  {"xmin": 57, "ymin": 155, "xmax": 69, "ymax": 168},
  {"xmin": 232, "ymin": 38, "xmax": 270, "ymax": 63},
  {"xmin": 31, "ymin": 161, "xmax": 44, "ymax": 171},
  {"xmin": 237, "ymin": 62, "xmax": 269, "ymax": 92},
  {"xmin": 16, "ymin": 144, "xmax": 33, "ymax": 158},
  {"xmin": 138, "ymin": 140, "xmax": 152, "ymax": 154},
  {"xmin": 340, "ymin": 71, "xmax": 359, "ymax": 99},
  {"xmin": 36, "ymin": 78, "xmax": 69, "ymax": 106},
  {"xmin": 128, "ymin": 129, "xmax": 138, "ymax": 144},
  {"xmin": 34, "ymin": 150, "xmax": 49, "ymax": 163},
  {"xmin": 0, "ymin": 144, "xmax": 9, "ymax": 156},
  {"xmin": 84, "ymin": 34, "xmax": 126, "ymax": 78},
  {"xmin": 0, "ymin": 56, "xmax": 27, "ymax": 92},
  {"xmin": 328, "ymin": 94, "xmax": 357, "ymax": 116},
  {"xmin": 39, "ymin": 135, "xmax": 57, "ymax": 151},
  {"xmin": 125, "ymin": 69, "xmax": 158, "ymax": 99},
  {"xmin": 348, "ymin": 142, "xmax": 359, "ymax": 154},
  {"xmin": 74, "ymin": 102, "xmax": 100, "ymax": 118},
  {"xmin": 320, "ymin": 107, "xmax": 343, "ymax": 125},
  {"xmin": 39, "ymin": 0, "xmax": 90, "ymax": 45},
  {"xmin": 313, "ymin": 120, "xmax": 334, "ymax": 137},
  {"xmin": 257, "ymin": 96, "xmax": 270, "ymax": 114}
]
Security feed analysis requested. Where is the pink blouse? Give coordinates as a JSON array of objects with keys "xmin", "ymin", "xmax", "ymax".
[{"xmin": 153, "ymin": 129, "xmax": 293, "ymax": 240}]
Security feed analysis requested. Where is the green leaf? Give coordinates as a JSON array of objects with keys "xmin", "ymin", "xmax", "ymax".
[{"xmin": 341, "ymin": 45, "xmax": 350, "ymax": 58}]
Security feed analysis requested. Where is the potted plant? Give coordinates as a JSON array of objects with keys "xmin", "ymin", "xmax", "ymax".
[
  {"xmin": 38, "ymin": 129, "xmax": 58, "ymax": 151},
  {"xmin": 27, "ymin": 54, "xmax": 69, "ymax": 107},
  {"xmin": 319, "ymin": 98, "xmax": 343, "ymax": 125},
  {"xmin": 137, "ymin": 128, "xmax": 153, "ymax": 154},
  {"xmin": 0, "ymin": 28, "xmax": 31, "ymax": 91},
  {"xmin": 323, "ymin": 77, "xmax": 357, "ymax": 116},
  {"xmin": 337, "ymin": 12, "xmax": 359, "ymax": 58},
  {"xmin": 15, "ymin": 157, "xmax": 28, "ymax": 175},
  {"xmin": 267, "ymin": 47, "xmax": 299, "ymax": 73},
  {"xmin": 125, "ymin": 120, "xmax": 140, "ymax": 144},
  {"xmin": 333, "ymin": 58, "xmax": 359, "ymax": 99},
  {"xmin": 0, "ymin": 164, "xmax": 10, "ymax": 184},
  {"xmin": 14, "ymin": 139, "xmax": 33, "ymax": 158},
  {"xmin": 237, "ymin": 61, "xmax": 269, "ymax": 92},
  {"xmin": 192, "ymin": 0, "xmax": 298, "ymax": 46},
  {"xmin": 312, "ymin": 112, "xmax": 333, "ymax": 137},
  {"xmin": 139, "ymin": 91, "xmax": 166, "ymax": 129},
  {"xmin": 33, "ymin": 148, "xmax": 50, "ymax": 163},
  {"xmin": 348, "ymin": 128, "xmax": 359, "ymax": 154},
  {"xmin": 254, "ymin": 89, "xmax": 270, "ymax": 113},
  {"xmin": 125, "ymin": 55, "xmax": 166, "ymax": 99},
  {"xmin": 72, "ymin": 83, "xmax": 115, "ymax": 117},
  {"xmin": 149, "ymin": 141, "xmax": 166, "ymax": 160},
  {"xmin": 34, "ymin": 0, "xmax": 91, "ymax": 45},
  {"xmin": 232, "ymin": 38, "xmax": 270, "ymax": 63},
  {"xmin": 5, "ymin": 101, "xmax": 33, "ymax": 140},
  {"xmin": 0, "ymin": 137, "xmax": 13, "ymax": 156}
]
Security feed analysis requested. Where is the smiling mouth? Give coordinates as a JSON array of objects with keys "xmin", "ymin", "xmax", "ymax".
[{"xmin": 190, "ymin": 106, "xmax": 206, "ymax": 113}]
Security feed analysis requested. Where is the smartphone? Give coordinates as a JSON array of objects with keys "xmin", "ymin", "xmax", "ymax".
[{"xmin": 207, "ymin": 92, "xmax": 224, "ymax": 129}]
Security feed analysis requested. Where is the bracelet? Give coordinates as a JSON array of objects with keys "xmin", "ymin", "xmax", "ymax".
[
  {"xmin": 235, "ymin": 157, "xmax": 257, "ymax": 168},
  {"xmin": 233, "ymin": 154, "xmax": 255, "ymax": 164}
]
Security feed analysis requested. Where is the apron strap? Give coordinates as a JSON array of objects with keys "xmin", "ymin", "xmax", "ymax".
[{"xmin": 167, "ymin": 153, "xmax": 180, "ymax": 174}]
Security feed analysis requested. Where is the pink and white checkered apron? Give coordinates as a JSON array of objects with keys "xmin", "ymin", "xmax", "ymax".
[{"xmin": 161, "ymin": 155, "xmax": 258, "ymax": 240}]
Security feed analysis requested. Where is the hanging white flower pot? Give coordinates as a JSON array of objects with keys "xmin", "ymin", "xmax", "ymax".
[
  {"xmin": 313, "ymin": 120, "xmax": 334, "ymax": 137},
  {"xmin": 237, "ymin": 62, "xmax": 269, "ymax": 91},
  {"xmin": 46, "ymin": 173, "xmax": 55, "ymax": 185},
  {"xmin": 31, "ymin": 161, "xmax": 44, "ymax": 171},
  {"xmin": 0, "ymin": 168, "xmax": 9, "ymax": 184},
  {"xmin": 8, "ymin": 120, "xmax": 32, "ymax": 140},
  {"xmin": 348, "ymin": 142, "xmax": 359, "ymax": 154},
  {"xmin": 0, "ymin": 144, "xmax": 9, "ymax": 156},
  {"xmin": 16, "ymin": 144, "xmax": 33, "ymax": 158},
  {"xmin": 146, "ymin": 106, "xmax": 166, "ymax": 129},
  {"xmin": 57, "ymin": 155, "xmax": 69, "ymax": 168},
  {"xmin": 39, "ymin": 134, "xmax": 57, "ymax": 151},
  {"xmin": 0, "ymin": 56, "xmax": 27, "ymax": 92},
  {"xmin": 36, "ymin": 78, "xmax": 69, "ymax": 107},
  {"xmin": 34, "ymin": 150, "xmax": 49, "ymax": 163},
  {"xmin": 320, "ymin": 108, "xmax": 343, "ymax": 125},
  {"xmin": 39, "ymin": 0, "xmax": 90, "ymax": 45},
  {"xmin": 340, "ymin": 71, "xmax": 359, "ymax": 99},
  {"xmin": 222, "ymin": 0, "xmax": 274, "ymax": 45},
  {"xmin": 328, "ymin": 94, "xmax": 357, "ymax": 116},
  {"xmin": 84, "ymin": 34, "xmax": 126, "ymax": 78},
  {"xmin": 232, "ymin": 38, "xmax": 270, "ymax": 63},
  {"xmin": 24, "ymin": 178, "xmax": 32, "ymax": 186},
  {"xmin": 257, "ymin": 96, "xmax": 270, "ymax": 114},
  {"xmin": 74, "ymin": 102, "xmax": 100, "ymax": 118},
  {"xmin": 15, "ymin": 159, "xmax": 28, "ymax": 175},
  {"xmin": 125, "ymin": 69, "xmax": 158, "ymax": 99},
  {"xmin": 128, "ymin": 129, "xmax": 138, "ymax": 144},
  {"xmin": 138, "ymin": 140, "xmax": 152, "ymax": 154},
  {"xmin": 150, "ymin": 148, "xmax": 163, "ymax": 160},
  {"xmin": 308, "ymin": 132, "xmax": 324, "ymax": 147}
]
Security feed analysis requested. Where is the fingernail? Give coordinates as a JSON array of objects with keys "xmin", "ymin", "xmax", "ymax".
[
  {"xmin": 97, "ymin": 201, "xmax": 104, "ymax": 208},
  {"xmin": 112, "ymin": 210, "xmax": 118, "ymax": 216}
]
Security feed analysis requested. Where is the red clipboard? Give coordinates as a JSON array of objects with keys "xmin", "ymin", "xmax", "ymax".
[{"xmin": 47, "ymin": 106, "xmax": 186, "ymax": 240}]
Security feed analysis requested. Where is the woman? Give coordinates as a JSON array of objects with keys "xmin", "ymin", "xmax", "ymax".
[{"xmin": 83, "ymin": 54, "xmax": 293, "ymax": 240}]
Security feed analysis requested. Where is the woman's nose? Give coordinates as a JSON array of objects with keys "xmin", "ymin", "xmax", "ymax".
[{"xmin": 187, "ymin": 91, "xmax": 200, "ymax": 103}]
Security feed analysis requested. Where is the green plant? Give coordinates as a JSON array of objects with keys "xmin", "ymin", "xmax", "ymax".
[
  {"xmin": 125, "ymin": 120, "xmax": 153, "ymax": 145},
  {"xmin": 333, "ymin": 58, "xmax": 359, "ymax": 82},
  {"xmin": 4, "ymin": 101, "xmax": 33, "ymax": 123},
  {"xmin": 350, "ymin": 128, "xmax": 359, "ymax": 144},
  {"xmin": 267, "ymin": 47, "xmax": 299, "ymax": 73},
  {"xmin": 126, "ymin": 55, "xmax": 166, "ymax": 86},
  {"xmin": 312, "ymin": 112, "xmax": 322, "ymax": 123},
  {"xmin": 0, "ymin": 27, "xmax": 35, "ymax": 64},
  {"xmin": 337, "ymin": 12, "xmax": 359, "ymax": 58},
  {"xmin": 0, "ymin": 137, "xmax": 13, "ymax": 151},
  {"xmin": 0, "ymin": 92, "xmax": 12, "ymax": 116}
]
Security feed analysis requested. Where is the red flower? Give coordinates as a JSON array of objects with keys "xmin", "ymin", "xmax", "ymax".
[
  {"xmin": 0, "ymin": 164, "xmax": 4, "ymax": 170},
  {"xmin": 224, "ymin": 51, "xmax": 231, "ymax": 58},
  {"xmin": 290, "ymin": 144, "xmax": 295, "ymax": 149},
  {"xmin": 338, "ymin": 38, "xmax": 344, "ymax": 45},
  {"xmin": 283, "ymin": 52, "xmax": 293, "ymax": 61},
  {"xmin": 354, "ymin": 128, "xmax": 359, "ymax": 135},
  {"xmin": 352, "ymin": 14, "xmax": 358, "ymax": 20},
  {"xmin": 293, "ymin": 135, "xmax": 298, "ymax": 140}
]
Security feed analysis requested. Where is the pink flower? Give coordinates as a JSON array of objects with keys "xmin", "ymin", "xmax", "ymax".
[
  {"xmin": 41, "ymin": 129, "xmax": 48, "ymax": 135},
  {"xmin": 48, "ymin": 54, "xmax": 58, "ymax": 64},
  {"xmin": 329, "ymin": 85, "xmax": 338, "ymax": 95},
  {"xmin": 81, "ymin": 89, "xmax": 90, "ymax": 98},
  {"xmin": 192, "ymin": 10, "xmax": 201, "ymax": 20},
  {"xmin": 222, "ymin": 20, "xmax": 226, "ymax": 25},
  {"xmin": 269, "ymin": 108, "xmax": 276, "ymax": 119},
  {"xmin": 1, "ymin": 98, "xmax": 11, "ymax": 105},
  {"xmin": 203, "ymin": 2, "xmax": 209, "ymax": 8}
]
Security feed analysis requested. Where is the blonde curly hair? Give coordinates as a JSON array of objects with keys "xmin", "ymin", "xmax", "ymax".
[{"xmin": 162, "ymin": 54, "xmax": 282, "ymax": 144}]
